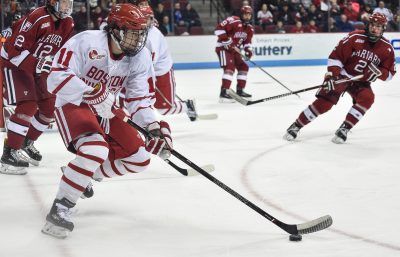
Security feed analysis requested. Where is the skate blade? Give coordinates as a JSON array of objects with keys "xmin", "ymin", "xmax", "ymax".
[
  {"xmin": 41, "ymin": 221, "xmax": 70, "ymax": 239},
  {"xmin": 331, "ymin": 136, "xmax": 345, "ymax": 144},
  {"xmin": 283, "ymin": 133, "xmax": 296, "ymax": 142},
  {"xmin": 19, "ymin": 152, "xmax": 40, "ymax": 166},
  {"xmin": 0, "ymin": 164, "xmax": 27, "ymax": 175},
  {"xmin": 219, "ymin": 98, "xmax": 235, "ymax": 103}
]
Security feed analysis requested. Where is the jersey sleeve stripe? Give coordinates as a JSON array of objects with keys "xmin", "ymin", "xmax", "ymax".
[{"xmin": 52, "ymin": 74, "xmax": 74, "ymax": 94}]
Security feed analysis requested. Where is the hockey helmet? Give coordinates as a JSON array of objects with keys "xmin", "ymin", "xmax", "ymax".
[
  {"xmin": 46, "ymin": 0, "xmax": 73, "ymax": 19},
  {"xmin": 107, "ymin": 4, "xmax": 149, "ymax": 57},
  {"xmin": 367, "ymin": 13, "xmax": 387, "ymax": 42},
  {"xmin": 240, "ymin": 5, "xmax": 253, "ymax": 25}
]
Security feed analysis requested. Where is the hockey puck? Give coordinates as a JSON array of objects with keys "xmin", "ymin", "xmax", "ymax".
[{"xmin": 289, "ymin": 234, "xmax": 302, "ymax": 241}]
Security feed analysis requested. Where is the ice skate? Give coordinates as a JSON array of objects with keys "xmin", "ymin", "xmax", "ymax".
[
  {"xmin": 332, "ymin": 123, "xmax": 350, "ymax": 144},
  {"xmin": 283, "ymin": 122, "xmax": 301, "ymax": 141},
  {"xmin": 236, "ymin": 88, "xmax": 252, "ymax": 99},
  {"xmin": 0, "ymin": 139, "xmax": 29, "ymax": 175},
  {"xmin": 20, "ymin": 138, "xmax": 42, "ymax": 166},
  {"xmin": 60, "ymin": 166, "xmax": 95, "ymax": 199},
  {"xmin": 41, "ymin": 198, "xmax": 75, "ymax": 239},
  {"xmin": 219, "ymin": 88, "xmax": 235, "ymax": 103},
  {"xmin": 185, "ymin": 99, "xmax": 198, "ymax": 122}
]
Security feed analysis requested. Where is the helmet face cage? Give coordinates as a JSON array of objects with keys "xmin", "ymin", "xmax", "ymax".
[
  {"xmin": 48, "ymin": 0, "xmax": 73, "ymax": 19},
  {"xmin": 240, "ymin": 6, "xmax": 253, "ymax": 25},
  {"xmin": 113, "ymin": 27, "xmax": 148, "ymax": 57},
  {"xmin": 367, "ymin": 13, "xmax": 387, "ymax": 42}
]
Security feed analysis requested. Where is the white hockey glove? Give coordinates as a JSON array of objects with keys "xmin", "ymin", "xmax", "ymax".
[
  {"xmin": 363, "ymin": 62, "xmax": 382, "ymax": 82},
  {"xmin": 36, "ymin": 56, "xmax": 53, "ymax": 74},
  {"xmin": 145, "ymin": 121, "xmax": 173, "ymax": 160},
  {"xmin": 83, "ymin": 82, "xmax": 116, "ymax": 119}
]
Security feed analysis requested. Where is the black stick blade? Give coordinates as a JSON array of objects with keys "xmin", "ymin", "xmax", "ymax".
[{"xmin": 296, "ymin": 215, "xmax": 333, "ymax": 235}]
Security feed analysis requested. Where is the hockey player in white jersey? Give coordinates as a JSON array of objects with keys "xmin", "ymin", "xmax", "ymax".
[
  {"xmin": 41, "ymin": 4, "xmax": 173, "ymax": 238},
  {"xmin": 131, "ymin": 0, "xmax": 198, "ymax": 121}
]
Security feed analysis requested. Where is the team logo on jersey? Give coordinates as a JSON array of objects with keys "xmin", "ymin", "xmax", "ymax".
[
  {"xmin": 40, "ymin": 22, "xmax": 50, "ymax": 29},
  {"xmin": 355, "ymin": 39, "xmax": 365, "ymax": 43},
  {"xmin": 21, "ymin": 21, "xmax": 32, "ymax": 32},
  {"xmin": 88, "ymin": 49, "xmax": 106, "ymax": 60}
]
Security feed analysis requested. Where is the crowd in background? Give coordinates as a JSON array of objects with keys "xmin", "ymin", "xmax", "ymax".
[
  {"xmin": 226, "ymin": 0, "xmax": 399, "ymax": 33},
  {"xmin": 1, "ymin": 0, "xmax": 400, "ymax": 36}
]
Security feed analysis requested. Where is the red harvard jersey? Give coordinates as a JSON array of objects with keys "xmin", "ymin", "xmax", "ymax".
[
  {"xmin": 215, "ymin": 16, "xmax": 254, "ymax": 50},
  {"xmin": 328, "ymin": 30, "xmax": 396, "ymax": 81},
  {"xmin": 0, "ymin": 7, "xmax": 74, "ymax": 74}
]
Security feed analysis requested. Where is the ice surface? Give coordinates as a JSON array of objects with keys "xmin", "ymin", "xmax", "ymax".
[{"xmin": 1, "ymin": 66, "xmax": 399, "ymax": 257}]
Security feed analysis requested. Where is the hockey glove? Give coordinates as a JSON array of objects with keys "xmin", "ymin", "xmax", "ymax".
[
  {"xmin": 221, "ymin": 37, "xmax": 233, "ymax": 51},
  {"xmin": 145, "ymin": 121, "xmax": 173, "ymax": 160},
  {"xmin": 322, "ymin": 72, "xmax": 345, "ymax": 91},
  {"xmin": 36, "ymin": 56, "xmax": 53, "ymax": 74},
  {"xmin": 363, "ymin": 62, "xmax": 382, "ymax": 82},
  {"xmin": 83, "ymin": 82, "xmax": 116, "ymax": 119},
  {"xmin": 244, "ymin": 47, "xmax": 253, "ymax": 61}
]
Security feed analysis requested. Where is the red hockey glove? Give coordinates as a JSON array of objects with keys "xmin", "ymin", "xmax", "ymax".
[
  {"xmin": 244, "ymin": 47, "xmax": 253, "ymax": 61},
  {"xmin": 362, "ymin": 62, "xmax": 382, "ymax": 82},
  {"xmin": 221, "ymin": 37, "xmax": 233, "ymax": 51},
  {"xmin": 83, "ymin": 82, "xmax": 116, "ymax": 119},
  {"xmin": 35, "ymin": 56, "xmax": 53, "ymax": 74},
  {"xmin": 145, "ymin": 121, "xmax": 173, "ymax": 160}
]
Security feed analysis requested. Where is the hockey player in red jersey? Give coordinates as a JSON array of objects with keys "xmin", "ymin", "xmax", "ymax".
[
  {"xmin": 0, "ymin": 0, "xmax": 74, "ymax": 175},
  {"xmin": 284, "ymin": 13, "xmax": 396, "ymax": 144},
  {"xmin": 41, "ymin": 4, "xmax": 173, "ymax": 239},
  {"xmin": 215, "ymin": 5, "xmax": 254, "ymax": 103}
]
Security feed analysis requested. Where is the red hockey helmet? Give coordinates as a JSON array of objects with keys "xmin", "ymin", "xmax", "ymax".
[
  {"xmin": 367, "ymin": 13, "xmax": 387, "ymax": 42},
  {"xmin": 46, "ymin": 0, "xmax": 73, "ymax": 19},
  {"xmin": 107, "ymin": 4, "xmax": 149, "ymax": 56},
  {"xmin": 240, "ymin": 5, "xmax": 253, "ymax": 25}
]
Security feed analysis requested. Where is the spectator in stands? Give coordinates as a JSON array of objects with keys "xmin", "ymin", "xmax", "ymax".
[
  {"xmin": 343, "ymin": 1, "xmax": 361, "ymax": 24},
  {"xmin": 364, "ymin": 0, "xmax": 377, "ymax": 8},
  {"xmin": 257, "ymin": 3, "xmax": 274, "ymax": 30},
  {"xmin": 91, "ymin": 5, "xmax": 107, "ymax": 30},
  {"xmin": 277, "ymin": 3, "xmax": 295, "ymax": 25},
  {"xmin": 295, "ymin": 4, "xmax": 308, "ymax": 24},
  {"xmin": 182, "ymin": 2, "xmax": 201, "ymax": 31},
  {"xmin": 305, "ymin": 19, "xmax": 319, "ymax": 32},
  {"xmin": 160, "ymin": 15, "xmax": 173, "ymax": 36},
  {"xmin": 307, "ymin": 4, "xmax": 323, "ymax": 24},
  {"xmin": 275, "ymin": 20, "xmax": 286, "ymax": 33},
  {"xmin": 173, "ymin": 2, "xmax": 185, "ymax": 26},
  {"xmin": 154, "ymin": 2, "xmax": 168, "ymax": 25},
  {"xmin": 336, "ymin": 14, "xmax": 354, "ymax": 32},
  {"xmin": 290, "ymin": 20, "xmax": 305, "ymax": 33},
  {"xmin": 72, "ymin": 5, "xmax": 89, "ymax": 33},
  {"xmin": 360, "ymin": 4, "xmax": 373, "ymax": 23},
  {"xmin": 329, "ymin": 1, "xmax": 341, "ymax": 21},
  {"xmin": 19, "ymin": 0, "xmax": 36, "ymax": 13},
  {"xmin": 373, "ymin": 1, "xmax": 393, "ymax": 22},
  {"xmin": 300, "ymin": 0, "xmax": 312, "ymax": 9}
]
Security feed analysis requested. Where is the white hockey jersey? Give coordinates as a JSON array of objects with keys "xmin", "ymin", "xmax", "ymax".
[
  {"xmin": 47, "ymin": 30, "xmax": 157, "ymax": 128},
  {"xmin": 146, "ymin": 26, "xmax": 173, "ymax": 76}
]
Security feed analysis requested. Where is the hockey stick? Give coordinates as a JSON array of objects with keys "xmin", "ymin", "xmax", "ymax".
[
  {"xmin": 114, "ymin": 110, "xmax": 333, "ymax": 235},
  {"xmin": 227, "ymin": 74, "xmax": 364, "ymax": 106},
  {"xmin": 234, "ymin": 48, "xmax": 299, "ymax": 97},
  {"xmin": 175, "ymin": 94, "xmax": 218, "ymax": 120}
]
